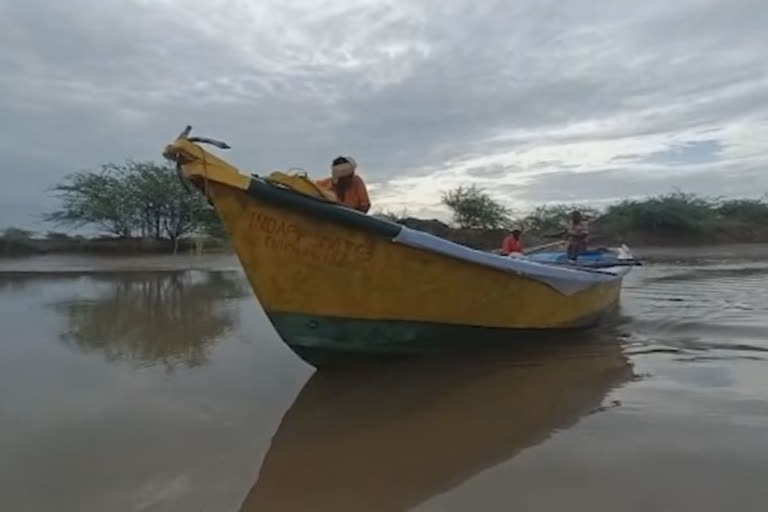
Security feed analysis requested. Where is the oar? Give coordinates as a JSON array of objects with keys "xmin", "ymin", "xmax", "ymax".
[
  {"xmin": 523, "ymin": 241, "xmax": 565, "ymax": 255},
  {"xmin": 567, "ymin": 260, "xmax": 644, "ymax": 269}
]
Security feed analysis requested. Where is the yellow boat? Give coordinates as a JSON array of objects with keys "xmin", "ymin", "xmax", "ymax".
[{"xmin": 163, "ymin": 127, "xmax": 635, "ymax": 361}]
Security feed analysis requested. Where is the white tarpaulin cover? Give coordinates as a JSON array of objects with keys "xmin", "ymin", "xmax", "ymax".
[{"xmin": 392, "ymin": 227, "xmax": 630, "ymax": 296}]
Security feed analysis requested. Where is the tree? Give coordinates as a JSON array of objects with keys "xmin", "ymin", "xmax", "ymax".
[
  {"xmin": 441, "ymin": 185, "xmax": 512, "ymax": 229},
  {"xmin": 125, "ymin": 161, "xmax": 214, "ymax": 250},
  {"xmin": 2, "ymin": 227, "xmax": 35, "ymax": 241},
  {"xmin": 197, "ymin": 206, "xmax": 229, "ymax": 239},
  {"xmin": 45, "ymin": 231, "xmax": 72, "ymax": 241},
  {"xmin": 46, "ymin": 168, "xmax": 136, "ymax": 238},
  {"xmin": 46, "ymin": 160, "xmax": 224, "ymax": 249}
]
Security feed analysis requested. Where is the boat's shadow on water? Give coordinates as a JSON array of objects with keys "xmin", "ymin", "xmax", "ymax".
[{"xmin": 240, "ymin": 329, "xmax": 635, "ymax": 512}]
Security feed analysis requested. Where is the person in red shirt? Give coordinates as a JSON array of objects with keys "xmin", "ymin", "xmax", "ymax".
[{"xmin": 501, "ymin": 227, "xmax": 524, "ymax": 255}]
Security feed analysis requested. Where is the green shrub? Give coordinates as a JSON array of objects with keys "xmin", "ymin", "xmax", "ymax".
[
  {"xmin": 2, "ymin": 227, "xmax": 34, "ymax": 241},
  {"xmin": 717, "ymin": 197, "xmax": 768, "ymax": 223},
  {"xmin": 441, "ymin": 185, "xmax": 512, "ymax": 229},
  {"xmin": 601, "ymin": 193, "xmax": 718, "ymax": 235}
]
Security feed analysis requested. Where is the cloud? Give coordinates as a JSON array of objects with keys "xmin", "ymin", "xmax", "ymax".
[
  {"xmin": 1, "ymin": 0, "xmax": 767, "ymax": 228},
  {"xmin": 504, "ymin": 161, "xmax": 768, "ymax": 206},
  {"xmin": 642, "ymin": 140, "xmax": 722, "ymax": 166}
]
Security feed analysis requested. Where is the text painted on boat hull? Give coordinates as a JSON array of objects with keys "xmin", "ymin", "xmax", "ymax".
[{"xmin": 248, "ymin": 211, "xmax": 374, "ymax": 268}]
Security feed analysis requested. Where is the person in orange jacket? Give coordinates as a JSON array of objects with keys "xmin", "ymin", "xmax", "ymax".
[
  {"xmin": 500, "ymin": 226, "xmax": 524, "ymax": 255},
  {"xmin": 316, "ymin": 156, "xmax": 371, "ymax": 213}
]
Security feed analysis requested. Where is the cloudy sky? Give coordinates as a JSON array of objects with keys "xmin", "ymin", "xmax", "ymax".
[{"xmin": 1, "ymin": 0, "xmax": 766, "ymax": 229}]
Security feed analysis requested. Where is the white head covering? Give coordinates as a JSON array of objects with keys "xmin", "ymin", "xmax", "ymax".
[{"xmin": 331, "ymin": 156, "xmax": 357, "ymax": 182}]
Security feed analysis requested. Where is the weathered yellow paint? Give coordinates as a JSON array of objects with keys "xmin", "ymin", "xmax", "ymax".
[
  {"xmin": 208, "ymin": 182, "xmax": 623, "ymax": 329},
  {"xmin": 163, "ymin": 138, "xmax": 251, "ymax": 191},
  {"xmin": 265, "ymin": 171, "xmax": 338, "ymax": 202}
]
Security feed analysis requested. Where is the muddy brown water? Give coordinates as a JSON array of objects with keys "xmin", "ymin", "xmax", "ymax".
[{"xmin": 1, "ymin": 250, "xmax": 767, "ymax": 512}]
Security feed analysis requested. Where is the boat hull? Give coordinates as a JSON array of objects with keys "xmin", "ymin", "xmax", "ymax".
[{"xmin": 207, "ymin": 182, "xmax": 624, "ymax": 354}]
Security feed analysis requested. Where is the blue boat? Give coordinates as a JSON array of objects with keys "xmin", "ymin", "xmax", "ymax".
[{"xmin": 526, "ymin": 246, "xmax": 640, "ymax": 269}]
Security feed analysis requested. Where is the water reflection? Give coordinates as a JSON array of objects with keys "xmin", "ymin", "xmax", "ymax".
[
  {"xmin": 0, "ymin": 272, "xmax": 75, "ymax": 292},
  {"xmin": 240, "ymin": 337, "xmax": 633, "ymax": 512},
  {"xmin": 50, "ymin": 271, "xmax": 247, "ymax": 371}
]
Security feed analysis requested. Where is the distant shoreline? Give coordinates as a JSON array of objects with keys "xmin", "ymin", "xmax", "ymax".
[
  {"xmin": 7, "ymin": 187, "xmax": 765, "ymax": 258},
  {"xmin": 2, "ymin": 243, "xmax": 768, "ymax": 274},
  {"xmin": 0, "ymin": 237, "xmax": 231, "ymax": 258},
  {"xmin": 5, "ymin": 190, "xmax": 768, "ymax": 258},
  {"xmin": 2, "ymin": 226, "xmax": 768, "ymax": 259}
]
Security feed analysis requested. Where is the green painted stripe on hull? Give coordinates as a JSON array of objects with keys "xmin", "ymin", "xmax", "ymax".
[{"xmin": 266, "ymin": 310, "xmax": 613, "ymax": 355}]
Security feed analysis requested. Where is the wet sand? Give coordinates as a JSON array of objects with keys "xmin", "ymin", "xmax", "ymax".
[{"xmin": 1, "ymin": 248, "xmax": 767, "ymax": 511}]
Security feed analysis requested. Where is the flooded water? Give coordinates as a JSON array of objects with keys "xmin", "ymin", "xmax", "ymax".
[{"xmin": 1, "ymin": 250, "xmax": 767, "ymax": 511}]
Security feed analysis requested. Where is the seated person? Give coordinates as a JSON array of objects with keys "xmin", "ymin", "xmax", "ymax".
[
  {"xmin": 500, "ymin": 227, "xmax": 524, "ymax": 255},
  {"xmin": 316, "ymin": 156, "xmax": 371, "ymax": 213}
]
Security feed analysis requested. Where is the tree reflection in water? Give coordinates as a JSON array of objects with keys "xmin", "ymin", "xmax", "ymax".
[{"xmin": 52, "ymin": 270, "xmax": 247, "ymax": 371}]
